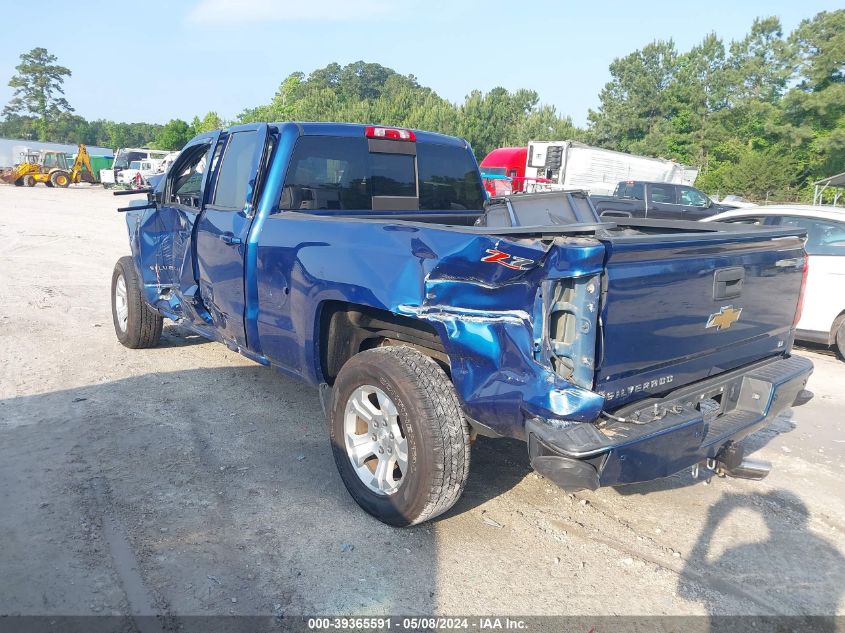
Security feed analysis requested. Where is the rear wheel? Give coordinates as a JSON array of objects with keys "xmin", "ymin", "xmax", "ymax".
[
  {"xmin": 23, "ymin": 175, "xmax": 36, "ymax": 187},
  {"xmin": 50, "ymin": 171, "xmax": 70, "ymax": 188},
  {"xmin": 328, "ymin": 346, "xmax": 471, "ymax": 526},
  {"xmin": 111, "ymin": 256, "xmax": 162, "ymax": 349}
]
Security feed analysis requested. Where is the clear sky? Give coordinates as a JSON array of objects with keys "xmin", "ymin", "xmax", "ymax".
[{"xmin": 0, "ymin": 0, "xmax": 840, "ymax": 128}]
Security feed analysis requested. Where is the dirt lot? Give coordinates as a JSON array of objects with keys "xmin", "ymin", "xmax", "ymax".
[{"xmin": 1, "ymin": 185, "xmax": 844, "ymax": 621}]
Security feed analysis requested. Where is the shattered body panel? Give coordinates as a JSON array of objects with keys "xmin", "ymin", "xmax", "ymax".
[{"xmin": 253, "ymin": 214, "xmax": 606, "ymax": 438}]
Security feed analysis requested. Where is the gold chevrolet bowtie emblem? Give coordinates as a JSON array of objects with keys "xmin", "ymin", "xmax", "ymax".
[{"xmin": 706, "ymin": 306, "xmax": 742, "ymax": 331}]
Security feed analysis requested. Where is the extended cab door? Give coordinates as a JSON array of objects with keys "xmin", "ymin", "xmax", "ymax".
[
  {"xmin": 644, "ymin": 183, "xmax": 681, "ymax": 219},
  {"xmin": 195, "ymin": 124, "xmax": 270, "ymax": 347},
  {"xmin": 150, "ymin": 134, "xmax": 219, "ymax": 310}
]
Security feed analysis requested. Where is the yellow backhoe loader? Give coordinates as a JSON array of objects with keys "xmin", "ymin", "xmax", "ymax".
[{"xmin": 1, "ymin": 144, "xmax": 97, "ymax": 188}]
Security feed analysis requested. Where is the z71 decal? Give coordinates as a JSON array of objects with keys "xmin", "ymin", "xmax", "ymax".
[{"xmin": 481, "ymin": 249, "xmax": 535, "ymax": 271}]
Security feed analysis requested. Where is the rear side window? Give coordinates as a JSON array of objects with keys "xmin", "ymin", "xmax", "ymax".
[
  {"xmin": 280, "ymin": 136, "xmax": 484, "ymax": 212},
  {"xmin": 616, "ymin": 182, "xmax": 644, "ymax": 200},
  {"xmin": 722, "ymin": 216, "xmax": 766, "ymax": 225},
  {"xmin": 648, "ymin": 184, "xmax": 676, "ymax": 204},
  {"xmin": 212, "ymin": 130, "xmax": 257, "ymax": 209},
  {"xmin": 777, "ymin": 216, "xmax": 845, "ymax": 256}
]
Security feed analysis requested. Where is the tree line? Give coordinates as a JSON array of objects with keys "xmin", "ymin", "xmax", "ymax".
[{"xmin": 2, "ymin": 9, "xmax": 843, "ymax": 202}]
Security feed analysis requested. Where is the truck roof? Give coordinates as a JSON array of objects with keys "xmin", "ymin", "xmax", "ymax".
[{"xmin": 194, "ymin": 122, "xmax": 468, "ymax": 149}]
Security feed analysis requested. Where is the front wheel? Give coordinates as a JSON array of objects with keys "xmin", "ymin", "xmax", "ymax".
[
  {"xmin": 23, "ymin": 175, "xmax": 36, "ymax": 187},
  {"xmin": 111, "ymin": 256, "xmax": 162, "ymax": 348},
  {"xmin": 835, "ymin": 321, "xmax": 845, "ymax": 360},
  {"xmin": 50, "ymin": 171, "xmax": 70, "ymax": 188},
  {"xmin": 329, "ymin": 346, "xmax": 471, "ymax": 526}
]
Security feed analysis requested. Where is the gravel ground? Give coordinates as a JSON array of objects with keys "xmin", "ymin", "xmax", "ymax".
[{"xmin": 1, "ymin": 185, "xmax": 843, "ymax": 621}]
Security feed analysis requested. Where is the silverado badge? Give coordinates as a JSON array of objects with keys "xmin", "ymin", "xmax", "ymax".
[{"xmin": 706, "ymin": 306, "xmax": 742, "ymax": 331}]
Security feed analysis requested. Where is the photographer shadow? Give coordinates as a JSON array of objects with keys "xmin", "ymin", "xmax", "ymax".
[{"xmin": 679, "ymin": 490, "xmax": 844, "ymax": 630}]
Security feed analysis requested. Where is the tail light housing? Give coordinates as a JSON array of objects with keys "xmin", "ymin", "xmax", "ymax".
[
  {"xmin": 545, "ymin": 274, "xmax": 601, "ymax": 389},
  {"xmin": 365, "ymin": 126, "xmax": 416, "ymax": 141},
  {"xmin": 792, "ymin": 257, "xmax": 809, "ymax": 328}
]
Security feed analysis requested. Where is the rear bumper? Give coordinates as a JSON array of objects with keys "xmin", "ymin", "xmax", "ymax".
[{"xmin": 527, "ymin": 355, "xmax": 813, "ymax": 490}]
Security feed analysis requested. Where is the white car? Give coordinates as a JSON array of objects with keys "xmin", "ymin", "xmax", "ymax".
[
  {"xmin": 706, "ymin": 205, "xmax": 845, "ymax": 358},
  {"xmin": 117, "ymin": 159, "xmax": 165, "ymax": 187}
]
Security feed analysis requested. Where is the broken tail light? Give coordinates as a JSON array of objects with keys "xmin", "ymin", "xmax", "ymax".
[{"xmin": 545, "ymin": 275, "xmax": 601, "ymax": 389}]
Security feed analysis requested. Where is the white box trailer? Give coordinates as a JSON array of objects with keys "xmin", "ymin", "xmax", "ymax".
[{"xmin": 524, "ymin": 140, "xmax": 697, "ymax": 195}]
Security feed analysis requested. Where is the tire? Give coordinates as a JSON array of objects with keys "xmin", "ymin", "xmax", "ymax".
[
  {"xmin": 111, "ymin": 256, "xmax": 163, "ymax": 349},
  {"xmin": 13, "ymin": 178, "xmax": 23, "ymax": 187},
  {"xmin": 50, "ymin": 170, "xmax": 70, "ymax": 188},
  {"xmin": 23, "ymin": 175, "xmax": 36, "ymax": 187},
  {"xmin": 329, "ymin": 346, "xmax": 471, "ymax": 526},
  {"xmin": 835, "ymin": 321, "xmax": 845, "ymax": 360}
]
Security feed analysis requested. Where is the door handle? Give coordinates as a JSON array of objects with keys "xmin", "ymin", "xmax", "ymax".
[{"xmin": 219, "ymin": 233, "xmax": 242, "ymax": 245}]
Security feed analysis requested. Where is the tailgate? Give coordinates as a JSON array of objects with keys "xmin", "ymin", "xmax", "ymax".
[{"xmin": 595, "ymin": 228, "xmax": 806, "ymax": 408}]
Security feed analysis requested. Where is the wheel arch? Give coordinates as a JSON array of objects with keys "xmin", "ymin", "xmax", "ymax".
[
  {"xmin": 830, "ymin": 310, "xmax": 845, "ymax": 345},
  {"xmin": 317, "ymin": 301, "xmax": 449, "ymax": 385}
]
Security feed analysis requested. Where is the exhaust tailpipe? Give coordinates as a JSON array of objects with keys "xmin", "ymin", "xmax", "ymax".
[
  {"xmin": 702, "ymin": 441, "xmax": 772, "ymax": 480},
  {"xmin": 722, "ymin": 457, "xmax": 771, "ymax": 480}
]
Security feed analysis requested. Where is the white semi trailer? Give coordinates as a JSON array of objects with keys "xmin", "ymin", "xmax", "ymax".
[{"xmin": 523, "ymin": 140, "xmax": 697, "ymax": 196}]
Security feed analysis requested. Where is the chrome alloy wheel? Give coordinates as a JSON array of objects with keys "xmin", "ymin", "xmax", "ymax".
[
  {"xmin": 114, "ymin": 273, "xmax": 128, "ymax": 332},
  {"xmin": 343, "ymin": 385, "xmax": 408, "ymax": 495}
]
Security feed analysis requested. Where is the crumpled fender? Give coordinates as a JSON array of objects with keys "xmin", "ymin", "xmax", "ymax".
[{"xmin": 399, "ymin": 233, "xmax": 607, "ymax": 439}]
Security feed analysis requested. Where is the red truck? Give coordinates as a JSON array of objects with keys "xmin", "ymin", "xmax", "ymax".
[{"xmin": 479, "ymin": 146, "xmax": 528, "ymax": 196}]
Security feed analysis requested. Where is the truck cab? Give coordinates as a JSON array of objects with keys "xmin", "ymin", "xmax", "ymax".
[{"xmin": 592, "ymin": 180, "xmax": 737, "ymax": 220}]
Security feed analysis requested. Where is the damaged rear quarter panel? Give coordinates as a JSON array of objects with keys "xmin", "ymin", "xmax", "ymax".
[{"xmin": 254, "ymin": 216, "xmax": 607, "ymax": 439}]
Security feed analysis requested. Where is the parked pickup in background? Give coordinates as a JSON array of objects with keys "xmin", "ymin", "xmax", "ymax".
[
  {"xmin": 111, "ymin": 123, "xmax": 813, "ymax": 526},
  {"xmin": 591, "ymin": 180, "xmax": 738, "ymax": 220}
]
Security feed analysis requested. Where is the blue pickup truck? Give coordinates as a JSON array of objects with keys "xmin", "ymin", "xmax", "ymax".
[{"xmin": 112, "ymin": 122, "xmax": 813, "ymax": 526}]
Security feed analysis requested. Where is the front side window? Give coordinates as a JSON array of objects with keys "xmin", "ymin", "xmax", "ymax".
[
  {"xmin": 212, "ymin": 131, "xmax": 258, "ymax": 209},
  {"xmin": 167, "ymin": 144, "xmax": 210, "ymax": 207},
  {"xmin": 679, "ymin": 186, "xmax": 709, "ymax": 207}
]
